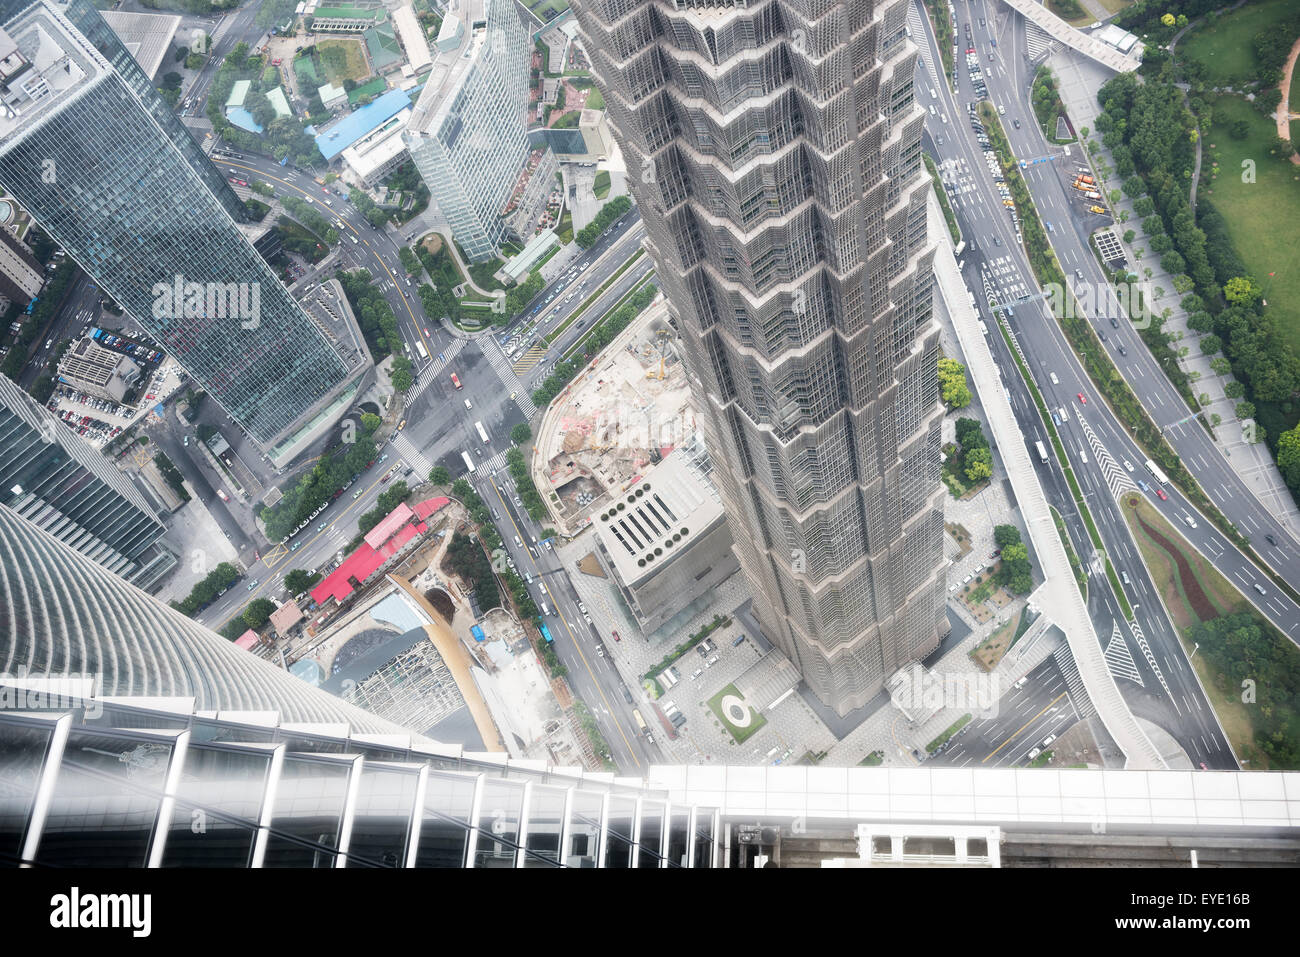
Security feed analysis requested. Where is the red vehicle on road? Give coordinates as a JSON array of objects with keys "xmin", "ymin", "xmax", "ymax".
[
  {"xmin": 611, "ymin": 630, "xmax": 621, "ymax": 642},
  {"xmin": 1077, "ymin": 392, "xmax": 1087, "ymax": 404},
  {"xmin": 1155, "ymin": 488, "xmax": 1168, "ymax": 501},
  {"xmin": 450, "ymin": 372, "xmax": 462, "ymax": 389}
]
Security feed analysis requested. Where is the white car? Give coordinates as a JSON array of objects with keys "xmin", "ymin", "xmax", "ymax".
[
  {"xmin": 1042, "ymin": 734, "xmax": 1057, "ymax": 747},
  {"xmin": 1013, "ymin": 676, "xmax": 1028, "ymax": 690},
  {"xmin": 1123, "ymin": 460, "xmax": 1134, "ymax": 472},
  {"xmin": 1027, "ymin": 747, "xmax": 1042, "ymax": 761}
]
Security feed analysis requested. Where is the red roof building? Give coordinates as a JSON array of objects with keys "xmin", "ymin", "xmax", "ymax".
[{"xmin": 311, "ymin": 497, "xmax": 451, "ymax": 606}]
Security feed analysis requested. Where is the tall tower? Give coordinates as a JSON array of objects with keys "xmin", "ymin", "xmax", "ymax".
[
  {"xmin": 404, "ymin": 0, "xmax": 531, "ymax": 263},
  {"xmin": 0, "ymin": 0, "xmax": 369, "ymax": 460},
  {"xmin": 570, "ymin": 0, "xmax": 948, "ymax": 714},
  {"xmin": 0, "ymin": 373, "xmax": 175, "ymax": 587},
  {"xmin": 0, "ymin": 502, "xmax": 408, "ymax": 731}
]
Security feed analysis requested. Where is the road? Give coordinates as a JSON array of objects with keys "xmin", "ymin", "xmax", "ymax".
[{"xmin": 914, "ymin": 0, "xmax": 1239, "ymax": 767}]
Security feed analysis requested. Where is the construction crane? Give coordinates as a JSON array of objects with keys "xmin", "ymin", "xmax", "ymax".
[{"xmin": 645, "ymin": 327, "xmax": 673, "ymax": 380}]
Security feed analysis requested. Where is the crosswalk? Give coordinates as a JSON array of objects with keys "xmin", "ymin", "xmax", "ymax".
[
  {"xmin": 389, "ymin": 433, "xmax": 432, "ymax": 481},
  {"xmin": 1103, "ymin": 620, "xmax": 1143, "ymax": 686},
  {"xmin": 480, "ymin": 449, "xmax": 509, "ymax": 474},
  {"xmin": 1052, "ymin": 644, "xmax": 1097, "ymax": 720},
  {"xmin": 482, "ymin": 338, "xmax": 539, "ymax": 418},
  {"xmin": 405, "ymin": 337, "xmax": 467, "ymax": 405},
  {"xmin": 1075, "ymin": 411, "xmax": 1136, "ymax": 500},
  {"xmin": 907, "ymin": 3, "xmax": 939, "ymax": 84}
]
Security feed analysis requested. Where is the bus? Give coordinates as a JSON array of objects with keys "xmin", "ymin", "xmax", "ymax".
[
  {"xmin": 1034, "ymin": 440, "xmax": 1048, "ymax": 464},
  {"xmin": 475, "ymin": 420, "xmax": 489, "ymax": 443},
  {"xmin": 415, "ymin": 341, "xmax": 429, "ymax": 361},
  {"xmin": 1144, "ymin": 459, "xmax": 1169, "ymax": 486},
  {"xmin": 538, "ymin": 621, "xmax": 554, "ymax": 644},
  {"xmin": 461, "ymin": 450, "xmax": 476, "ymax": 473},
  {"xmin": 632, "ymin": 709, "xmax": 648, "ymax": 734}
]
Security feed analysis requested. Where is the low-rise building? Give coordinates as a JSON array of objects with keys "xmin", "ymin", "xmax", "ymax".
[
  {"xmin": 341, "ymin": 108, "xmax": 412, "ymax": 186},
  {"xmin": 57, "ymin": 337, "xmax": 141, "ymax": 402},
  {"xmin": 319, "ymin": 82, "xmax": 349, "ymax": 112},
  {"xmin": 591, "ymin": 448, "xmax": 739, "ymax": 634},
  {"xmin": 309, "ymin": 4, "xmax": 385, "ymax": 32}
]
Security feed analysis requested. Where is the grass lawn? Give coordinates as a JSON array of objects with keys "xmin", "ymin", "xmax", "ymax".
[
  {"xmin": 587, "ymin": 87, "xmax": 605, "ymax": 111},
  {"xmin": 316, "ymin": 37, "xmax": 370, "ymax": 85},
  {"xmin": 1045, "ymin": 0, "xmax": 1091, "ymax": 27},
  {"xmin": 1179, "ymin": 0, "xmax": 1298, "ymax": 88},
  {"xmin": 1096, "ymin": 0, "xmax": 1133, "ymax": 14},
  {"xmin": 858, "ymin": 751, "xmax": 884, "ymax": 766},
  {"xmin": 593, "ymin": 170, "xmax": 611, "ymax": 199},
  {"xmin": 706, "ymin": 683, "xmax": 768, "ymax": 744},
  {"xmin": 925, "ymin": 714, "xmax": 972, "ymax": 752},
  {"xmin": 1202, "ymin": 94, "xmax": 1300, "ymax": 355},
  {"xmin": 1120, "ymin": 492, "xmax": 1263, "ymax": 765}
]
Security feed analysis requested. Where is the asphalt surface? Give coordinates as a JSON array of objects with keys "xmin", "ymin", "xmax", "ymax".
[{"xmin": 911, "ymin": 0, "xmax": 1282, "ymax": 766}]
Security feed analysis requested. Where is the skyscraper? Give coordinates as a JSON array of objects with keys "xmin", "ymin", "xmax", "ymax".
[
  {"xmin": 570, "ymin": 0, "xmax": 948, "ymax": 714},
  {"xmin": 0, "ymin": 0, "xmax": 369, "ymax": 461},
  {"xmin": 0, "ymin": 372, "xmax": 175, "ymax": 588},
  {"xmin": 0, "ymin": 502, "xmax": 409, "ymax": 731},
  {"xmin": 404, "ymin": 0, "xmax": 531, "ymax": 262}
]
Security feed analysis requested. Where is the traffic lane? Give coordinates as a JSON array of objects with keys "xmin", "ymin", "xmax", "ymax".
[{"xmin": 483, "ymin": 474, "xmax": 651, "ymax": 771}]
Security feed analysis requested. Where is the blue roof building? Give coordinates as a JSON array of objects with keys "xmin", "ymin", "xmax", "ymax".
[{"xmin": 314, "ymin": 88, "xmax": 412, "ymax": 161}]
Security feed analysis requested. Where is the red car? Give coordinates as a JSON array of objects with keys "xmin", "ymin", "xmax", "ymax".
[
  {"xmin": 1077, "ymin": 393, "xmax": 1087, "ymax": 404},
  {"xmin": 1199, "ymin": 762, "xmax": 1209, "ymax": 770},
  {"xmin": 611, "ymin": 630, "xmax": 621, "ymax": 642},
  {"xmin": 1155, "ymin": 488, "xmax": 1168, "ymax": 501}
]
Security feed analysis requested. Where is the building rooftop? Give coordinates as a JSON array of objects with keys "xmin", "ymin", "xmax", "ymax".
[
  {"xmin": 407, "ymin": 0, "xmax": 486, "ymax": 136},
  {"xmin": 592, "ymin": 450, "xmax": 724, "ymax": 586},
  {"xmin": 100, "ymin": 8, "xmax": 180, "ymax": 79},
  {"xmin": 265, "ymin": 86, "xmax": 291, "ymax": 117},
  {"xmin": 391, "ymin": 2, "xmax": 432, "ymax": 73},
  {"xmin": 225, "ymin": 78, "xmax": 251, "ymax": 109},
  {"xmin": 0, "ymin": 2, "xmax": 107, "ymax": 142},
  {"xmin": 314, "ymin": 86, "xmax": 412, "ymax": 159}
]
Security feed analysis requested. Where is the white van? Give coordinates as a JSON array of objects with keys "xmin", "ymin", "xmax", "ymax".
[
  {"xmin": 541, "ymin": 600, "xmax": 551, "ymax": 615},
  {"xmin": 464, "ymin": 398, "xmax": 472, "ymax": 410},
  {"xmin": 1049, "ymin": 372, "xmax": 1059, "ymax": 385},
  {"xmin": 929, "ymin": 104, "xmax": 937, "ymax": 116},
  {"xmin": 514, "ymin": 535, "xmax": 523, "ymax": 548}
]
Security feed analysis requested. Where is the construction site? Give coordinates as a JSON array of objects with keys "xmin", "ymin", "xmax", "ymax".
[{"xmin": 532, "ymin": 298, "xmax": 698, "ymax": 534}]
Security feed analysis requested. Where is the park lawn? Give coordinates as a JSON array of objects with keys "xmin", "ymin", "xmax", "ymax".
[
  {"xmin": 593, "ymin": 169, "xmax": 611, "ymax": 199},
  {"xmin": 1121, "ymin": 493, "xmax": 1263, "ymax": 766},
  {"xmin": 706, "ymin": 683, "xmax": 768, "ymax": 744},
  {"xmin": 587, "ymin": 86, "xmax": 605, "ymax": 111},
  {"xmin": 1096, "ymin": 0, "xmax": 1133, "ymax": 15},
  {"xmin": 1202, "ymin": 94, "xmax": 1300, "ymax": 355},
  {"xmin": 1179, "ymin": 0, "xmax": 1297, "ymax": 88},
  {"xmin": 315, "ymin": 37, "xmax": 371, "ymax": 85}
]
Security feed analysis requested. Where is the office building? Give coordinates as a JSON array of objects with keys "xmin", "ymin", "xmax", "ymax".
[
  {"xmin": 570, "ymin": 0, "xmax": 948, "ymax": 714},
  {"xmin": 0, "ymin": 0, "xmax": 371, "ymax": 464},
  {"xmin": 0, "ymin": 374, "xmax": 173, "ymax": 587},
  {"xmin": 56, "ymin": 336, "xmax": 140, "ymax": 401},
  {"xmin": 592, "ymin": 449, "xmax": 739, "ymax": 633},
  {"xmin": 0, "ymin": 224, "xmax": 43, "ymax": 304},
  {"xmin": 0, "ymin": 502, "xmax": 413, "ymax": 731},
  {"xmin": 404, "ymin": 0, "xmax": 532, "ymax": 262}
]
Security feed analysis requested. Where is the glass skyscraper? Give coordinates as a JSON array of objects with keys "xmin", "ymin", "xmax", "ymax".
[
  {"xmin": 569, "ymin": 0, "xmax": 948, "ymax": 714},
  {"xmin": 404, "ymin": 0, "xmax": 531, "ymax": 262},
  {"xmin": 0, "ymin": 0, "xmax": 364, "ymax": 451},
  {"xmin": 0, "ymin": 372, "xmax": 174, "ymax": 587}
]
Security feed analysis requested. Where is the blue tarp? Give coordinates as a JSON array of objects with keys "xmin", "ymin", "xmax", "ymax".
[{"xmin": 470, "ymin": 624, "xmax": 486, "ymax": 642}]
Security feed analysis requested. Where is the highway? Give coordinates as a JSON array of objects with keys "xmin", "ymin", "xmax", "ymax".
[{"xmin": 913, "ymin": 0, "xmax": 1239, "ymax": 766}]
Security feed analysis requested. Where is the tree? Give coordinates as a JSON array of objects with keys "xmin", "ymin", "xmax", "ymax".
[
  {"xmin": 430, "ymin": 465, "xmax": 450, "ymax": 485},
  {"xmin": 1223, "ymin": 276, "xmax": 1259, "ymax": 305},
  {"xmin": 243, "ymin": 598, "xmax": 277, "ymax": 630},
  {"xmin": 1199, "ymin": 334, "xmax": 1221, "ymax": 355},
  {"xmin": 1210, "ymin": 356, "xmax": 1232, "ymax": 376},
  {"xmin": 284, "ymin": 569, "xmax": 321, "ymax": 595},
  {"xmin": 1278, "ymin": 425, "xmax": 1300, "ymax": 490},
  {"xmin": 964, "ymin": 446, "xmax": 992, "ymax": 483},
  {"xmin": 955, "ymin": 417, "xmax": 988, "ymax": 451},
  {"xmin": 360, "ymin": 412, "xmax": 381, "ymax": 434},
  {"xmin": 1123, "ymin": 229, "xmax": 1136, "ymax": 244},
  {"xmin": 452, "ymin": 478, "xmax": 475, "ymax": 500},
  {"xmin": 993, "ymin": 524, "xmax": 1023, "ymax": 550},
  {"xmin": 511, "ymin": 423, "xmax": 533, "ymax": 446},
  {"xmin": 1160, "ymin": 12, "xmax": 1174, "ymax": 26},
  {"xmin": 1229, "ymin": 119, "xmax": 1250, "ymax": 140},
  {"xmin": 1222, "ymin": 380, "xmax": 1245, "ymax": 398},
  {"xmin": 1235, "ymin": 401, "xmax": 1256, "ymax": 420},
  {"xmin": 1000, "ymin": 542, "xmax": 1033, "ymax": 594},
  {"xmin": 937, "ymin": 357, "xmax": 972, "ymax": 409}
]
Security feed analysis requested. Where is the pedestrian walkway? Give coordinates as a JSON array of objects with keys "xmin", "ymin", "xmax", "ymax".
[
  {"xmin": 481, "ymin": 449, "xmax": 509, "ymax": 474},
  {"xmin": 908, "ymin": 2, "xmax": 940, "ymax": 84},
  {"xmin": 390, "ymin": 432, "xmax": 432, "ymax": 481},
  {"xmin": 1103, "ymin": 621, "xmax": 1143, "ymax": 686},
  {"xmin": 482, "ymin": 338, "xmax": 539, "ymax": 418},
  {"xmin": 405, "ymin": 338, "xmax": 467, "ymax": 405},
  {"xmin": 1052, "ymin": 643, "xmax": 1097, "ymax": 720}
]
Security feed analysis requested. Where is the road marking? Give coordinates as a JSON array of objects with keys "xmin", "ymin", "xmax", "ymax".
[{"xmin": 982, "ymin": 692, "xmax": 1067, "ymax": 764}]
